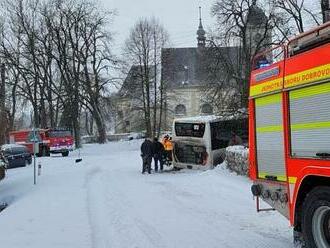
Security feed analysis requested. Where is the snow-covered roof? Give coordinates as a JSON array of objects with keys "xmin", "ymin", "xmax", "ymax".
[
  {"xmin": 174, "ymin": 110, "xmax": 248, "ymax": 124},
  {"xmin": 174, "ymin": 115, "xmax": 221, "ymax": 123}
]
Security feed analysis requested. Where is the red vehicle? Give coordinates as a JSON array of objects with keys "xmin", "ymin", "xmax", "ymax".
[
  {"xmin": 9, "ymin": 128, "xmax": 74, "ymax": 157},
  {"xmin": 249, "ymin": 22, "xmax": 330, "ymax": 247}
]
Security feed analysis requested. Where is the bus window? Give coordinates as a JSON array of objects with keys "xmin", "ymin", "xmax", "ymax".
[
  {"xmin": 175, "ymin": 123, "xmax": 205, "ymax": 138},
  {"xmin": 210, "ymin": 122, "xmax": 229, "ymax": 150},
  {"xmin": 210, "ymin": 119, "xmax": 248, "ymax": 150}
]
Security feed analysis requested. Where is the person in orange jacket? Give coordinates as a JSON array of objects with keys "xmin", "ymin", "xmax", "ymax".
[{"xmin": 162, "ymin": 135, "xmax": 173, "ymax": 161}]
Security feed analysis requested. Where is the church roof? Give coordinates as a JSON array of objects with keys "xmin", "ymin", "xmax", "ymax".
[
  {"xmin": 161, "ymin": 46, "xmax": 240, "ymax": 89},
  {"xmin": 118, "ymin": 65, "xmax": 155, "ymax": 98}
]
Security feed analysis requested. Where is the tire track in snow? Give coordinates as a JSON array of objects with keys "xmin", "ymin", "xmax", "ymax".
[
  {"xmin": 86, "ymin": 167, "xmax": 111, "ymax": 248},
  {"xmin": 86, "ymin": 166, "xmax": 167, "ymax": 248}
]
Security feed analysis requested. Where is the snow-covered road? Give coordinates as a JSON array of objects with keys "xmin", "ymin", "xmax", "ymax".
[{"xmin": 0, "ymin": 140, "xmax": 293, "ymax": 248}]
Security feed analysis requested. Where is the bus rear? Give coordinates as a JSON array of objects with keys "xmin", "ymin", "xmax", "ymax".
[
  {"xmin": 172, "ymin": 119, "xmax": 211, "ymax": 170},
  {"xmin": 172, "ymin": 115, "xmax": 248, "ymax": 170}
]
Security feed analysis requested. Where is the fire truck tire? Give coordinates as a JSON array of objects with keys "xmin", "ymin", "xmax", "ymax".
[
  {"xmin": 42, "ymin": 147, "xmax": 50, "ymax": 157},
  {"xmin": 62, "ymin": 151, "xmax": 69, "ymax": 157},
  {"xmin": 301, "ymin": 186, "xmax": 330, "ymax": 248}
]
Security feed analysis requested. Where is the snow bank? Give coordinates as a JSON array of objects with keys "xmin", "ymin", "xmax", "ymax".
[
  {"xmin": 81, "ymin": 132, "xmax": 145, "ymax": 144},
  {"xmin": 1, "ymin": 144, "xmax": 27, "ymax": 150},
  {"xmin": 225, "ymin": 145, "xmax": 249, "ymax": 176}
]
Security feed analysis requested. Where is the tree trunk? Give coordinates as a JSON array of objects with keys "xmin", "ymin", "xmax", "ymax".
[
  {"xmin": 157, "ymin": 79, "xmax": 164, "ymax": 139},
  {"xmin": 73, "ymin": 117, "xmax": 81, "ymax": 148},
  {"xmin": 40, "ymin": 96, "xmax": 47, "ymax": 128},
  {"xmin": 93, "ymin": 109, "xmax": 107, "ymax": 144},
  {"xmin": 152, "ymin": 32, "xmax": 157, "ymax": 138},
  {"xmin": 85, "ymin": 112, "xmax": 90, "ymax": 135}
]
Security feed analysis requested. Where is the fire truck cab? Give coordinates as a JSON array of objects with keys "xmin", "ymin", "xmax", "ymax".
[
  {"xmin": 9, "ymin": 128, "xmax": 74, "ymax": 157},
  {"xmin": 249, "ymin": 22, "xmax": 330, "ymax": 247}
]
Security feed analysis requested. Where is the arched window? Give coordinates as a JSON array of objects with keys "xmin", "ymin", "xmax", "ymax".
[
  {"xmin": 175, "ymin": 104, "xmax": 186, "ymax": 116},
  {"xmin": 201, "ymin": 103, "xmax": 213, "ymax": 114}
]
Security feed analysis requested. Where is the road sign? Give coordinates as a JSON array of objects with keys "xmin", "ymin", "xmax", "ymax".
[{"xmin": 27, "ymin": 130, "xmax": 42, "ymax": 143}]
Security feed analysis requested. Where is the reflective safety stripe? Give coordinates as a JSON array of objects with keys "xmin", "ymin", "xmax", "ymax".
[
  {"xmin": 258, "ymin": 172, "xmax": 287, "ymax": 182},
  {"xmin": 256, "ymin": 125, "xmax": 283, "ymax": 133},
  {"xmin": 257, "ymin": 174, "xmax": 297, "ymax": 184},
  {"xmin": 288, "ymin": 176, "xmax": 297, "ymax": 184},
  {"xmin": 290, "ymin": 81, "xmax": 330, "ymax": 100},
  {"xmin": 250, "ymin": 79, "xmax": 283, "ymax": 97},
  {"xmin": 284, "ymin": 63, "xmax": 330, "ymax": 89},
  {"xmin": 255, "ymin": 93, "xmax": 282, "ymax": 106},
  {"xmin": 291, "ymin": 121, "xmax": 330, "ymax": 131}
]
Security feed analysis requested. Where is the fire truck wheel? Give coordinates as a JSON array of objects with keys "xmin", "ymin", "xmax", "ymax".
[
  {"xmin": 42, "ymin": 147, "xmax": 50, "ymax": 157},
  {"xmin": 62, "ymin": 151, "xmax": 69, "ymax": 157},
  {"xmin": 301, "ymin": 186, "xmax": 330, "ymax": 248}
]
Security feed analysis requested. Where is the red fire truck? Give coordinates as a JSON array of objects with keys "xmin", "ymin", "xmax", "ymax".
[
  {"xmin": 9, "ymin": 128, "xmax": 74, "ymax": 157},
  {"xmin": 249, "ymin": 22, "xmax": 330, "ymax": 247}
]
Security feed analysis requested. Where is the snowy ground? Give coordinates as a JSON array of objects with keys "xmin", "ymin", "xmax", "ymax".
[{"xmin": 0, "ymin": 140, "xmax": 293, "ymax": 248}]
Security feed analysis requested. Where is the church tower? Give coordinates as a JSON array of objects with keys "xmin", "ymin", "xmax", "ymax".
[
  {"xmin": 197, "ymin": 7, "xmax": 206, "ymax": 48},
  {"xmin": 246, "ymin": 0, "xmax": 271, "ymax": 55}
]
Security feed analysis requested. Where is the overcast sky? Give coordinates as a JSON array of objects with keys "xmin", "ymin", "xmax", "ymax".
[{"xmin": 101, "ymin": 0, "xmax": 214, "ymax": 55}]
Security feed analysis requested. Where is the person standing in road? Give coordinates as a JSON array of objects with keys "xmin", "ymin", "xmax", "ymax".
[
  {"xmin": 152, "ymin": 137, "xmax": 165, "ymax": 172},
  {"xmin": 140, "ymin": 138, "xmax": 153, "ymax": 174},
  {"xmin": 228, "ymin": 131, "xmax": 243, "ymax": 146},
  {"xmin": 162, "ymin": 135, "xmax": 173, "ymax": 162}
]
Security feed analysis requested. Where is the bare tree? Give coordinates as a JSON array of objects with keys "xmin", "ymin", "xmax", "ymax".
[
  {"xmin": 210, "ymin": 0, "xmax": 276, "ymax": 107},
  {"xmin": 0, "ymin": 0, "xmax": 116, "ymax": 146},
  {"xmin": 123, "ymin": 17, "xmax": 169, "ymax": 138},
  {"xmin": 272, "ymin": 0, "xmax": 321, "ymax": 34}
]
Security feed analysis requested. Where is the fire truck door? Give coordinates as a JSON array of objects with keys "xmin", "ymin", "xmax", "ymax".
[
  {"xmin": 289, "ymin": 82, "xmax": 330, "ymax": 158},
  {"xmin": 255, "ymin": 93, "xmax": 287, "ymax": 181}
]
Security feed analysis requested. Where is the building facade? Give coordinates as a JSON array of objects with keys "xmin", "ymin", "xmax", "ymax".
[{"xmin": 115, "ymin": 2, "xmax": 269, "ymax": 134}]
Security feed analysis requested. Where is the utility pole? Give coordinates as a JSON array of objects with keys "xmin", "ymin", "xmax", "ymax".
[{"xmin": 322, "ymin": 0, "xmax": 330, "ymax": 23}]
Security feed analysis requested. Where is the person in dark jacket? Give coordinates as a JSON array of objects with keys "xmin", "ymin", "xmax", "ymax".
[
  {"xmin": 140, "ymin": 138, "xmax": 153, "ymax": 174},
  {"xmin": 228, "ymin": 131, "xmax": 243, "ymax": 146},
  {"xmin": 152, "ymin": 137, "xmax": 165, "ymax": 172}
]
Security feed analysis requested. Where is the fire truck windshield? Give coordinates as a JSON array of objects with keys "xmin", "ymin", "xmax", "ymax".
[{"xmin": 48, "ymin": 131, "xmax": 71, "ymax": 138}]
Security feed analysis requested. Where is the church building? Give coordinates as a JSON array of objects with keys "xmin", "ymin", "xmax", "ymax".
[{"xmin": 115, "ymin": 1, "xmax": 270, "ymax": 133}]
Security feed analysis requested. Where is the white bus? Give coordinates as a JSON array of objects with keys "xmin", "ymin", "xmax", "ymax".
[{"xmin": 172, "ymin": 115, "xmax": 248, "ymax": 170}]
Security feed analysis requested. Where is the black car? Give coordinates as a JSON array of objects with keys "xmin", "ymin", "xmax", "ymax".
[
  {"xmin": 1, "ymin": 144, "xmax": 32, "ymax": 169},
  {"xmin": 0, "ymin": 152, "xmax": 6, "ymax": 180}
]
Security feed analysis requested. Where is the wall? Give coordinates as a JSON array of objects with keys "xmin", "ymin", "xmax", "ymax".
[{"xmin": 166, "ymin": 85, "xmax": 210, "ymax": 129}]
